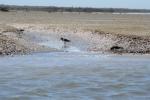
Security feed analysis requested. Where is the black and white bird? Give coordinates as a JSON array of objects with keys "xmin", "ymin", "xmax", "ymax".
[
  {"xmin": 60, "ymin": 37, "xmax": 71, "ymax": 42},
  {"xmin": 60, "ymin": 37, "xmax": 71, "ymax": 48}
]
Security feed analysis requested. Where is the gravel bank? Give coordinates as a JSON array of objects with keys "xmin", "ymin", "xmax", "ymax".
[
  {"xmin": 0, "ymin": 25, "xmax": 58, "ymax": 56},
  {"xmin": 88, "ymin": 31, "xmax": 150, "ymax": 54},
  {"xmin": 1, "ymin": 24, "xmax": 150, "ymax": 55},
  {"xmin": 0, "ymin": 34, "xmax": 29, "ymax": 55}
]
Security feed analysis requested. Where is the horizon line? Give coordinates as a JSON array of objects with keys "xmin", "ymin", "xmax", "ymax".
[{"xmin": 0, "ymin": 4, "xmax": 150, "ymax": 10}]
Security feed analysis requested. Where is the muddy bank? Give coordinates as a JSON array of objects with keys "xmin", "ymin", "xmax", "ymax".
[{"xmin": 89, "ymin": 31, "xmax": 150, "ymax": 54}]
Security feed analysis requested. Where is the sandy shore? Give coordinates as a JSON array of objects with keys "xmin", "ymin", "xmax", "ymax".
[{"xmin": 0, "ymin": 11, "xmax": 150, "ymax": 55}]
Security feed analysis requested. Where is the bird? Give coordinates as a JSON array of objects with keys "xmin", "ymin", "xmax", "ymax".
[
  {"xmin": 60, "ymin": 37, "xmax": 71, "ymax": 42},
  {"xmin": 60, "ymin": 37, "xmax": 71, "ymax": 49}
]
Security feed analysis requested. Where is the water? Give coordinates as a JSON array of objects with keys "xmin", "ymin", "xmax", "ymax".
[
  {"xmin": 112, "ymin": 13, "xmax": 150, "ymax": 15},
  {"xmin": 23, "ymin": 31, "xmax": 89, "ymax": 52},
  {"xmin": 0, "ymin": 52, "xmax": 150, "ymax": 100}
]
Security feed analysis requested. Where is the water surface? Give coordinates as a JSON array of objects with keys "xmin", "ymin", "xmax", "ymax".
[{"xmin": 0, "ymin": 52, "xmax": 150, "ymax": 100}]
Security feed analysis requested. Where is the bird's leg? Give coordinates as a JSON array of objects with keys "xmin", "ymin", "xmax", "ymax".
[{"xmin": 64, "ymin": 42, "xmax": 67, "ymax": 48}]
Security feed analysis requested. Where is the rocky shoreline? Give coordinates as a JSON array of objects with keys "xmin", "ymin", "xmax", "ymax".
[
  {"xmin": 0, "ymin": 34, "xmax": 29, "ymax": 56},
  {"xmin": 0, "ymin": 26, "xmax": 58, "ymax": 56},
  {"xmin": 0, "ymin": 24, "xmax": 150, "ymax": 56},
  {"xmin": 89, "ymin": 31, "xmax": 150, "ymax": 54}
]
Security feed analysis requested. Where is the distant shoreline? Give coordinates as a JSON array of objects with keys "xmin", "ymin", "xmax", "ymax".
[{"xmin": 1, "ymin": 4, "xmax": 150, "ymax": 13}]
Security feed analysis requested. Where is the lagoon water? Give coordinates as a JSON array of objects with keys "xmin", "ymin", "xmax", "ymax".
[{"xmin": 0, "ymin": 52, "xmax": 150, "ymax": 100}]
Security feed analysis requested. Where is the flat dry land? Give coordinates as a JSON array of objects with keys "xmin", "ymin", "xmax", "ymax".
[{"xmin": 0, "ymin": 11, "xmax": 150, "ymax": 35}]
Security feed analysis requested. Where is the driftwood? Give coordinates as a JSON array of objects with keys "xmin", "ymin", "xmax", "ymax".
[{"xmin": 110, "ymin": 46, "xmax": 124, "ymax": 52}]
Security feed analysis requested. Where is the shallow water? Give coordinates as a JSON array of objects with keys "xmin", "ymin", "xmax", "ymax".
[
  {"xmin": 0, "ymin": 52, "xmax": 150, "ymax": 100},
  {"xmin": 23, "ymin": 31, "xmax": 89, "ymax": 52}
]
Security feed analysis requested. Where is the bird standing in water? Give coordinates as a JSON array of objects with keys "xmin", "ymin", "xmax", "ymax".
[{"xmin": 60, "ymin": 37, "xmax": 71, "ymax": 49}]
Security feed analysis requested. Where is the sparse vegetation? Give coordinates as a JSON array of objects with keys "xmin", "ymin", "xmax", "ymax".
[{"xmin": 0, "ymin": 6, "xmax": 9, "ymax": 12}]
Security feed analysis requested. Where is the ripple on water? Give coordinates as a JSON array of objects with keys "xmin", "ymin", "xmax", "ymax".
[{"xmin": 0, "ymin": 53, "xmax": 150, "ymax": 100}]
